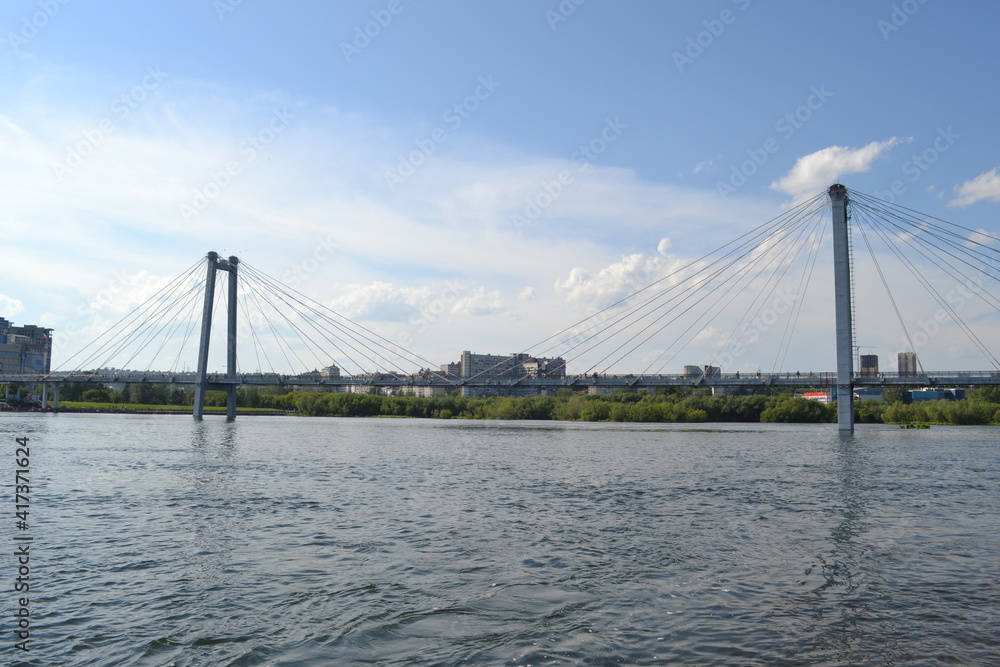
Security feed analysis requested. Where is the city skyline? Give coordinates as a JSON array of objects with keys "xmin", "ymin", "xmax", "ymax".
[{"xmin": 2, "ymin": 1, "xmax": 999, "ymax": 373}]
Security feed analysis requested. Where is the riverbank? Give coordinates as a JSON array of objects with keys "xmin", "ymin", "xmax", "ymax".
[{"xmin": 32, "ymin": 391, "xmax": 1000, "ymax": 425}]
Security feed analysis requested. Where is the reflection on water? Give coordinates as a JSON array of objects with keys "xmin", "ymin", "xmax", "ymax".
[{"xmin": 2, "ymin": 414, "xmax": 998, "ymax": 666}]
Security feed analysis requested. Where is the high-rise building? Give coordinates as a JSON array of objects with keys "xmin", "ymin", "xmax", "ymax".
[
  {"xmin": 859, "ymin": 354, "xmax": 879, "ymax": 377},
  {"xmin": 458, "ymin": 351, "xmax": 565, "ymax": 381},
  {"xmin": 439, "ymin": 362, "xmax": 461, "ymax": 378},
  {"xmin": 449, "ymin": 351, "xmax": 566, "ymax": 396},
  {"xmin": 898, "ymin": 352, "xmax": 918, "ymax": 376},
  {"xmin": 0, "ymin": 318, "xmax": 53, "ymax": 374},
  {"xmin": 683, "ymin": 364, "xmax": 721, "ymax": 379}
]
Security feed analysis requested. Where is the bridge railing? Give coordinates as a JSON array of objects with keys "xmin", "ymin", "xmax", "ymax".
[{"xmin": 3, "ymin": 369, "xmax": 998, "ymax": 387}]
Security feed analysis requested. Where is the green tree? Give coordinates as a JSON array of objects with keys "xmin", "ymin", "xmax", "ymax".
[
  {"xmin": 970, "ymin": 386, "xmax": 1000, "ymax": 403},
  {"xmin": 81, "ymin": 388, "xmax": 113, "ymax": 403},
  {"xmin": 61, "ymin": 382, "xmax": 89, "ymax": 401},
  {"xmin": 170, "ymin": 389, "xmax": 191, "ymax": 405},
  {"xmin": 882, "ymin": 386, "xmax": 911, "ymax": 404},
  {"xmin": 855, "ymin": 399, "xmax": 887, "ymax": 423},
  {"xmin": 238, "ymin": 386, "xmax": 262, "ymax": 408},
  {"xmin": 135, "ymin": 383, "xmax": 168, "ymax": 405},
  {"xmin": 760, "ymin": 397, "xmax": 833, "ymax": 423}
]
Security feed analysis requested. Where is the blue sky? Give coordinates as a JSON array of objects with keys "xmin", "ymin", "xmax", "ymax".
[{"xmin": 2, "ymin": 0, "xmax": 999, "ymax": 374}]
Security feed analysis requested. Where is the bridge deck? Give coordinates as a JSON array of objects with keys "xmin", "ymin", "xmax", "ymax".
[{"xmin": 4, "ymin": 371, "xmax": 1000, "ymax": 389}]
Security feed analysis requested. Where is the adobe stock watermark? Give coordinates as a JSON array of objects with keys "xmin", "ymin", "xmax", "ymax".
[
  {"xmin": 872, "ymin": 127, "xmax": 958, "ymax": 203},
  {"xmin": 549, "ymin": 307, "xmax": 615, "ymax": 364},
  {"xmin": 716, "ymin": 85, "xmax": 833, "ymax": 200},
  {"xmin": 548, "ymin": 243, "xmax": 667, "ymax": 364},
  {"xmin": 673, "ymin": 0, "xmax": 751, "ymax": 74},
  {"xmin": 714, "ymin": 285, "xmax": 798, "ymax": 369},
  {"xmin": 51, "ymin": 66, "xmax": 168, "ymax": 181},
  {"xmin": 281, "ymin": 235, "xmax": 339, "ymax": 289},
  {"xmin": 179, "ymin": 107, "xmax": 295, "ymax": 221},
  {"xmin": 5, "ymin": 0, "xmax": 72, "ymax": 57},
  {"xmin": 877, "ymin": 0, "xmax": 930, "ymax": 41},
  {"xmin": 545, "ymin": 0, "xmax": 586, "ymax": 31},
  {"xmin": 510, "ymin": 116, "xmax": 628, "ymax": 232},
  {"xmin": 234, "ymin": 236, "xmax": 339, "ymax": 346},
  {"xmin": 340, "ymin": 0, "xmax": 411, "ymax": 63},
  {"xmin": 395, "ymin": 280, "xmax": 465, "ymax": 348},
  {"xmin": 77, "ymin": 268, "xmax": 144, "ymax": 317},
  {"xmin": 48, "ymin": 266, "xmax": 185, "ymax": 361},
  {"xmin": 383, "ymin": 75, "xmax": 502, "ymax": 191},
  {"xmin": 213, "ymin": 0, "xmax": 246, "ymax": 21},
  {"xmin": 901, "ymin": 276, "xmax": 982, "ymax": 353}
]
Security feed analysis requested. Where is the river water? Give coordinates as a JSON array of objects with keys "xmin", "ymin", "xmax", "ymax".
[{"xmin": 2, "ymin": 414, "xmax": 998, "ymax": 666}]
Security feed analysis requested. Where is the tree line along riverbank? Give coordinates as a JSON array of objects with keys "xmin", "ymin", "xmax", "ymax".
[{"xmin": 25, "ymin": 383, "xmax": 1000, "ymax": 425}]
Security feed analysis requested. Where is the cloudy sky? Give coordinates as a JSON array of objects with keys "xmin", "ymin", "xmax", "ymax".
[{"xmin": 2, "ymin": 0, "xmax": 999, "ymax": 375}]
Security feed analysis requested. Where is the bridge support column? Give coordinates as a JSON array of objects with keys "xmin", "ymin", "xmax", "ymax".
[
  {"xmin": 193, "ymin": 252, "xmax": 240, "ymax": 421},
  {"xmin": 829, "ymin": 184, "xmax": 854, "ymax": 432},
  {"xmin": 53, "ymin": 383, "xmax": 60, "ymax": 410},
  {"xmin": 41, "ymin": 383, "xmax": 48, "ymax": 410}
]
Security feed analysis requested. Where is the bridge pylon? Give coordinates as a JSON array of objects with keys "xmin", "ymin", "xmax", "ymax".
[
  {"xmin": 829, "ymin": 184, "xmax": 854, "ymax": 432},
  {"xmin": 193, "ymin": 251, "xmax": 240, "ymax": 421}
]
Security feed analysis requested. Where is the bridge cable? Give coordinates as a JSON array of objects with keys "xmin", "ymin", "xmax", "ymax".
[
  {"xmin": 52, "ymin": 261, "xmax": 201, "ymax": 374},
  {"xmin": 773, "ymin": 214, "xmax": 826, "ymax": 374},
  {"xmin": 572, "ymin": 197, "xmax": 825, "ymax": 375},
  {"xmin": 866, "ymin": 218, "xmax": 1000, "ymax": 370},
  {"xmin": 623, "ymin": 207, "xmax": 819, "ymax": 375},
  {"xmin": 128, "ymin": 275, "xmax": 209, "ymax": 374},
  {"xmin": 849, "ymin": 190, "xmax": 1000, "ymax": 247},
  {"xmin": 851, "ymin": 195, "xmax": 1000, "ymax": 316},
  {"xmin": 448, "ymin": 193, "xmax": 828, "ymax": 382},
  {"xmin": 240, "ymin": 262, "xmax": 452, "ymax": 381},
  {"xmin": 850, "ymin": 206, "xmax": 924, "ymax": 371},
  {"xmin": 854, "ymin": 203, "xmax": 1000, "ymax": 370},
  {"xmin": 240, "ymin": 264, "xmax": 409, "ymax": 376},
  {"xmin": 639, "ymin": 202, "xmax": 826, "ymax": 376},
  {"xmin": 849, "ymin": 191, "xmax": 1000, "ymax": 284},
  {"xmin": 513, "ymin": 193, "xmax": 829, "ymax": 379},
  {"xmin": 240, "ymin": 264, "xmax": 416, "ymax": 377},
  {"xmin": 235, "ymin": 288, "xmax": 270, "ymax": 375},
  {"xmin": 693, "ymin": 204, "xmax": 825, "ymax": 376},
  {"xmin": 55, "ymin": 260, "xmax": 204, "ymax": 376},
  {"xmin": 168, "ymin": 293, "xmax": 204, "ymax": 374},
  {"xmin": 239, "ymin": 271, "xmax": 316, "ymax": 374}
]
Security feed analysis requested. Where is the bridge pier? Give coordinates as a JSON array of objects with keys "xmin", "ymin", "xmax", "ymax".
[
  {"xmin": 829, "ymin": 184, "xmax": 855, "ymax": 432},
  {"xmin": 193, "ymin": 251, "xmax": 240, "ymax": 421}
]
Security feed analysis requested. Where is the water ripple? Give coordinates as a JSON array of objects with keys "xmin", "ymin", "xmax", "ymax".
[{"xmin": 4, "ymin": 415, "xmax": 998, "ymax": 665}]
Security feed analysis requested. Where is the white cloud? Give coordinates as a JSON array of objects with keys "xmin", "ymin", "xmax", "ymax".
[
  {"xmin": 83, "ymin": 270, "xmax": 182, "ymax": 316},
  {"xmin": 965, "ymin": 228, "xmax": 998, "ymax": 249},
  {"xmin": 771, "ymin": 138, "xmax": 909, "ymax": 201},
  {"xmin": 0, "ymin": 70, "xmax": 788, "ymax": 371},
  {"xmin": 324, "ymin": 281, "xmax": 433, "ymax": 321},
  {"xmin": 555, "ymin": 238, "xmax": 685, "ymax": 310},
  {"xmin": 1, "ymin": 294, "xmax": 25, "ymax": 316},
  {"xmin": 949, "ymin": 168, "xmax": 1000, "ymax": 207},
  {"xmin": 452, "ymin": 286, "xmax": 505, "ymax": 316}
]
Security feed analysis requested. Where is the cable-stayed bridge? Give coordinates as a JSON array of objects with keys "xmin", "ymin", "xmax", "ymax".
[{"xmin": 4, "ymin": 185, "xmax": 999, "ymax": 430}]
